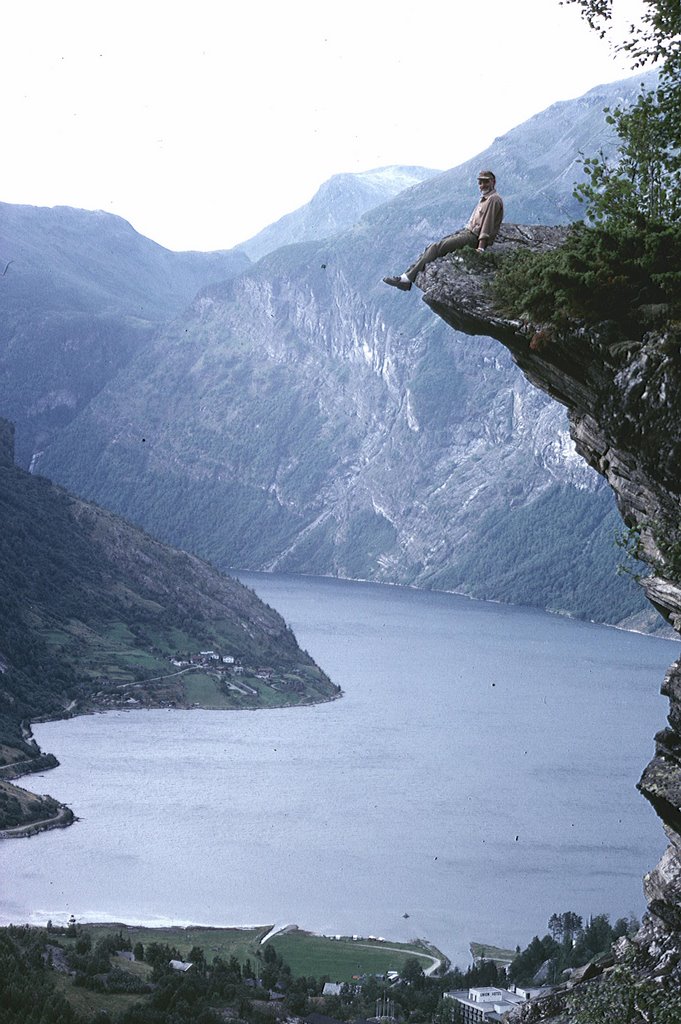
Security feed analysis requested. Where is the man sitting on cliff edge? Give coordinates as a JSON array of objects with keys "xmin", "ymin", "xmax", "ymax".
[{"xmin": 383, "ymin": 170, "xmax": 504, "ymax": 291}]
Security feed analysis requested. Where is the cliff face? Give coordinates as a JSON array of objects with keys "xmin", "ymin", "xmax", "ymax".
[{"xmin": 418, "ymin": 226, "xmax": 681, "ymax": 984}]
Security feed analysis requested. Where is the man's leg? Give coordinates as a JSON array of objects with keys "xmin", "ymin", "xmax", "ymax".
[
  {"xmin": 405, "ymin": 229, "xmax": 477, "ymax": 281},
  {"xmin": 383, "ymin": 229, "xmax": 478, "ymax": 291}
]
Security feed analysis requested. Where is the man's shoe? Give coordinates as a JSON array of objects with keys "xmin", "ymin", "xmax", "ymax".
[{"xmin": 383, "ymin": 275, "xmax": 412, "ymax": 291}]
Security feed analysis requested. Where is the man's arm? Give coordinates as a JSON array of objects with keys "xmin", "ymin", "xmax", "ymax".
[{"xmin": 476, "ymin": 194, "xmax": 504, "ymax": 251}]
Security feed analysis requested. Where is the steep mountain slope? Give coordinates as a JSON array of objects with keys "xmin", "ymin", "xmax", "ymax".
[
  {"xmin": 0, "ymin": 418, "xmax": 335, "ymax": 831},
  {"xmin": 239, "ymin": 165, "xmax": 441, "ymax": 260},
  {"xmin": 0, "ymin": 203, "xmax": 251, "ymax": 467},
  {"xmin": 33, "ymin": 75, "xmax": 656, "ymax": 629}
]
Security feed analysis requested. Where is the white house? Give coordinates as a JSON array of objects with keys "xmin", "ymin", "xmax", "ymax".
[
  {"xmin": 169, "ymin": 960, "xmax": 194, "ymax": 973},
  {"xmin": 445, "ymin": 986, "xmax": 529, "ymax": 1022}
]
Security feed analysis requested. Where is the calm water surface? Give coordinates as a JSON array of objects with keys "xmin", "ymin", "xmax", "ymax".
[{"xmin": 1, "ymin": 574, "xmax": 676, "ymax": 966}]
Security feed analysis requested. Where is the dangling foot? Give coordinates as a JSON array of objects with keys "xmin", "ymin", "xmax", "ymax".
[{"xmin": 383, "ymin": 275, "xmax": 412, "ymax": 291}]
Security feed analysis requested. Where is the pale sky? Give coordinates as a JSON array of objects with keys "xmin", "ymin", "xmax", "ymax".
[{"xmin": 1, "ymin": 0, "xmax": 646, "ymax": 252}]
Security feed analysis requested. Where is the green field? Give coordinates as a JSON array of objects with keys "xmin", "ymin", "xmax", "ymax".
[
  {"xmin": 76, "ymin": 924, "xmax": 444, "ymax": 982},
  {"xmin": 470, "ymin": 941, "xmax": 516, "ymax": 963},
  {"xmin": 269, "ymin": 930, "xmax": 444, "ymax": 981},
  {"xmin": 51, "ymin": 971, "xmax": 147, "ymax": 1019},
  {"xmin": 79, "ymin": 923, "xmax": 270, "ymax": 964},
  {"xmin": 181, "ymin": 671, "xmax": 235, "ymax": 707}
]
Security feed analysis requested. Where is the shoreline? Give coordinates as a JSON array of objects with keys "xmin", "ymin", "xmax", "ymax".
[
  {"xmin": 0, "ymin": 683, "xmax": 343, "ymax": 839},
  {"xmin": 0, "ymin": 803, "xmax": 75, "ymax": 840},
  {"xmin": 8, "ymin": 918, "xmax": 450, "ymax": 973},
  {"xmin": 235, "ymin": 568, "xmax": 679, "ymax": 642}
]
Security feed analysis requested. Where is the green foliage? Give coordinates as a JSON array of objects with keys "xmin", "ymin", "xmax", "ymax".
[
  {"xmin": 493, "ymin": 221, "xmax": 681, "ymax": 335},
  {"xmin": 21, "ymin": 922, "xmax": 670, "ymax": 1024},
  {"xmin": 331, "ymin": 958, "xmax": 503, "ymax": 1021},
  {"xmin": 509, "ymin": 911, "xmax": 640, "ymax": 987},
  {"xmin": 651, "ymin": 517, "xmax": 681, "ymax": 582},
  {"xmin": 615, "ymin": 525, "xmax": 646, "ymax": 579},
  {"xmin": 497, "ymin": 1, "xmax": 680, "ymax": 334},
  {"xmin": 0, "ymin": 926, "xmax": 81, "ymax": 1024},
  {"xmin": 617, "ymin": 516, "xmax": 681, "ymax": 584},
  {"xmin": 399, "ymin": 955, "xmax": 426, "ymax": 989},
  {"xmin": 0, "ymin": 784, "xmax": 67, "ymax": 830},
  {"xmin": 575, "ymin": 91, "xmax": 678, "ymax": 225},
  {"xmin": 509, "ymin": 933, "xmax": 561, "ymax": 985},
  {"xmin": 548, "ymin": 911, "xmax": 584, "ymax": 943},
  {"xmin": 563, "ymin": 0, "xmax": 681, "ymax": 222}
]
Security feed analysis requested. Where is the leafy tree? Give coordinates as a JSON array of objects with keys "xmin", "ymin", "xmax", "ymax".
[
  {"xmin": 74, "ymin": 933, "xmax": 92, "ymax": 955},
  {"xmin": 494, "ymin": 0, "xmax": 681, "ymax": 335},
  {"xmin": 563, "ymin": 0, "xmax": 680, "ymax": 224},
  {"xmin": 548, "ymin": 910, "xmax": 583, "ymax": 943},
  {"xmin": 401, "ymin": 955, "xmax": 426, "ymax": 989},
  {"xmin": 612, "ymin": 914, "xmax": 640, "ymax": 939},
  {"xmin": 575, "ymin": 92, "xmax": 677, "ymax": 224},
  {"xmin": 262, "ymin": 942, "xmax": 278, "ymax": 965},
  {"xmin": 508, "ymin": 934, "xmax": 561, "ymax": 985},
  {"xmin": 188, "ymin": 945, "xmax": 207, "ymax": 975},
  {"xmin": 572, "ymin": 914, "xmax": 615, "ymax": 963},
  {"xmin": 0, "ymin": 927, "xmax": 80, "ymax": 1024}
]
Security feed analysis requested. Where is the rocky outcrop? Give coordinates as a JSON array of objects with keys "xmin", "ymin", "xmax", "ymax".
[{"xmin": 417, "ymin": 225, "xmax": 681, "ymax": 986}]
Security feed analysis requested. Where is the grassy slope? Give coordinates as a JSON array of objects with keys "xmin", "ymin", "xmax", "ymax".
[
  {"xmin": 71, "ymin": 923, "xmax": 445, "ymax": 983},
  {"xmin": 269, "ymin": 930, "xmax": 443, "ymax": 980},
  {"xmin": 78, "ymin": 923, "xmax": 270, "ymax": 965}
]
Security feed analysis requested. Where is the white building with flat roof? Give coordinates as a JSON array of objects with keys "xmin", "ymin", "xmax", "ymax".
[{"xmin": 445, "ymin": 986, "xmax": 530, "ymax": 1022}]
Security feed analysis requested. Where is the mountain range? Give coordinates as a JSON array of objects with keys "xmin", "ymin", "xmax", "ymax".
[
  {"xmin": 0, "ymin": 202, "xmax": 251, "ymax": 468},
  {"xmin": 239, "ymin": 165, "xmax": 441, "ymax": 260},
  {"xmin": 1, "ymin": 72, "xmax": 660, "ymax": 631}
]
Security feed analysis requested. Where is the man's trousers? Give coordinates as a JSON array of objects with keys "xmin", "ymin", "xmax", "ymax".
[{"xmin": 406, "ymin": 229, "xmax": 478, "ymax": 282}]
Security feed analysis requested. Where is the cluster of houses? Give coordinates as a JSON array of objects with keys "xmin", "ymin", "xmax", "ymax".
[
  {"xmin": 171, "ymin": 650, "xmax": 277, "ymax": 683},
  {"xmin": 171, "ymin": 650, "xmax": 239, "ymax": 670}
]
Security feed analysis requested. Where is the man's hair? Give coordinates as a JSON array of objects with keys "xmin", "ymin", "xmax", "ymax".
[{"xmin": 478, "ymin": 170, "xmax": 496, "ymax": 183}]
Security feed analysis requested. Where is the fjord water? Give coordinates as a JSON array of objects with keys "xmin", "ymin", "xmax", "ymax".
[{"xmin": 2, "ymin": 574, "xmax": 676, "ymax": 966}]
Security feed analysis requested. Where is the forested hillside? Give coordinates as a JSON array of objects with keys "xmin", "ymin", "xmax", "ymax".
[{"xmin": 0, "ymin": 419, "xmax": 336, "ymax": 830}]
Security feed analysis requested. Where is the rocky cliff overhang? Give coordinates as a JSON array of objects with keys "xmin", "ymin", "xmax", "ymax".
[{"xmin": 413, "ymin": 223, "xmax": 681, "ymax": 984}]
